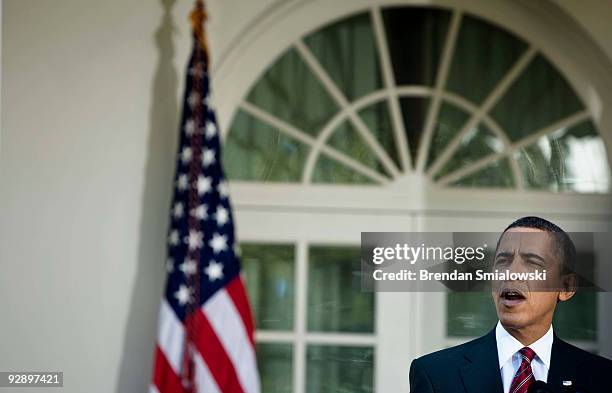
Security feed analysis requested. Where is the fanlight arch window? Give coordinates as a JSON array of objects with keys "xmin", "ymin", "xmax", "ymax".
[{"xmin": 223, "ymin": 7, "xmax": 610, "ymax": 193}]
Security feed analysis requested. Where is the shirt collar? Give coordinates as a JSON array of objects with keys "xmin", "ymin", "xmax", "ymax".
[{"xmin": 495, "ymin": 321, "xmax": 554, "ymax": 369}]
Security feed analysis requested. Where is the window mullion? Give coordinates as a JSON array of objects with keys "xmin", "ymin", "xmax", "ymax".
[
  {"xmin": 416, "ymin": 10, "xmax": 463, "ymax": 173},
  {"xmin": 293, "ymin": 240, "xmax": 308, "ymax": 393},
  {"xmin": 371, "ymin": 6, "xmax": 411, "ymax": 172}
]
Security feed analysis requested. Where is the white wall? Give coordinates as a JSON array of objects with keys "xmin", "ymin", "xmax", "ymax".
[
  {"xmin": 1, "ymin": 1, "xmax": 611, "ymax": 392},
  {"xmin": 1, "ymin": 1, "xmax": 167, "ymax": 392},
  {"xmin": 555, "ymin": 0, "xmax": 612, "ymax": 62},
  {"xmin": 0, "ymin": 0, "xmax": 287, "ymax": 391}
]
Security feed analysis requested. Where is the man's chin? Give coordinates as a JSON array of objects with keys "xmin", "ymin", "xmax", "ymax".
[
  {"xmin": 498, "ymin": 313, "xmax": 530, "ymax": 331},
  {"xmin": 496, "ymin": 305, "xmax": 530, "ymax": 329}
]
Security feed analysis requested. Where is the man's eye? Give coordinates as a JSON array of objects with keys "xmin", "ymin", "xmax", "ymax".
[
  {"xmin": 527, "ymin": 259, "xmax": 544, "ymax": 267},
  {"xmin": 495, "ymin": 258, "xmax": 510, "ymax": 266}
]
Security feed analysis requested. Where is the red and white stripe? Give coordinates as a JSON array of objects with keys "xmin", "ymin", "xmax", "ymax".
[{"xmin": 151, "ymin": 276, "xmax": 260, "ymax": 393}]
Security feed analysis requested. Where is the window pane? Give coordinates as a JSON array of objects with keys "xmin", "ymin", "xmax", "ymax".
[
  {"xmin": 447, "ymin": 292, "xmax": 497, "ymax": 337},
  {"xmin": 447, "ymin": 292, "xmax": 597, "ymax": 341},
  {"xmin": 400, "ymin": 97, "xmax": 430, "ymax": 167},
  {"xmin": 426, "ymin": 101, "xmax": 470, "ymax": 169},
  {"xmin": 257, "ymin": 343, "xmax": 293, "ymax": 393},
  {"xmin": 306, "ymin": 345, "xmax": 374, "ymax": 393},
  {"xmin": 436, "ymin": 123, "xmax": 504, "ymax": 180},
  {"xmin": 224, "ymin": 110, "xmax": 308, "ymax": 182},
  {"xmin": 305, "ymin": 13, "xmax": 382, "ymax": 101},
  {"xmin": 382, "ymin": 7, "xmax": 451, "ymax": 86},
  {"xmin": 554, "ymin": 292, "xmax": 597, "ymax": 341},
  {"xmin": 308, "ymin": 246, "xmax": 375, "ymax": 332},
  {"xmin": 447, "ymin": 15, "xmax": 527, "ymax": 104},
  {"xmin": 242, "ymin": 244, "xmax": 295, "ymax": 331},
  {"xmin": 451, "ymin": 158, "xmax": 514, "ymax": 188},
  {"xmin": 311, "ymin": 155, "xmax": 377, "ymax": 185},
  {"xmin": 514, "ymin": 120, "xmax": 610, "ymax": 193},
  {"xmin": 246, "ymin": 48, "xmax": 338, "ymax": 137},
  {"xmin": 359, "ymin": 100, "xmax": 401, "ymax": 168},
  {"xmin": 326, "ymin": 120, "xmax": 385, "ymax": 176},
  {"xmin": 491, "ymin": 54, "xmax": 584, "ymax": 142}
]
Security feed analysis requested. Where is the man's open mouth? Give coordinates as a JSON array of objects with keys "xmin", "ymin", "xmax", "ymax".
[{"xmin": 500, "ymin": 288, "xmax": 527, "ymax": 306}]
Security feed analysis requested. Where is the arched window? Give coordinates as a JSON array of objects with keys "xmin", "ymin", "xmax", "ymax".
[
  {"xmin": 216, "ymin": 3, "xmax": 612, "ymax": 392},
  {"xmin": 223, "ymin": 9, "xmax": 610, "ymax": 192}
]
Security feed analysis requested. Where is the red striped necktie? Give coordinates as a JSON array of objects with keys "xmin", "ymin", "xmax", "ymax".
[{"xmin": 509, "ymin": 347, "xmax": 537, "ymax": 393}]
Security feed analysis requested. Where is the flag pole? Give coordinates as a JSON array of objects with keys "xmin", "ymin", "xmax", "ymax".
[
  {"xmin": 190, "ymin": 0, "xmax": 211, "ymax": 68},
  {"xmin": 181, "ymin": 2, "xmax": 209, "ymax": 392}
]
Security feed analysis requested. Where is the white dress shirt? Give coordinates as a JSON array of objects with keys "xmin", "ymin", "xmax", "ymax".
[{"xmin": 496, "ymin": 321, "xmax": 554, "ymax": 393}]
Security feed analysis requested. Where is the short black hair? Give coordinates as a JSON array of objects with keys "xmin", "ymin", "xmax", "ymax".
[{"xmin": 499, "ymin": 216, "xmax": 576, "ymax": 275}]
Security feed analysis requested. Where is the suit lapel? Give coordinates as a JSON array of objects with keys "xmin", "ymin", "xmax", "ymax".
[
  {"xmin": 460, "ymin": 330, "xmax": 504, "ymax": 393},
  {"xmin": 548, "ymin": 335, "xmax": 583, "ymax": 392}
]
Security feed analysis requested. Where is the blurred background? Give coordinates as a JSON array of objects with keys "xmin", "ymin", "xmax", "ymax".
[{"xmin": 1, "ymin": 0, "xmax": 612, "ymax": 392}]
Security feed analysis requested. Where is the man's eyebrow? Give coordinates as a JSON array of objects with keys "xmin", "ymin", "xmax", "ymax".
[
  {"xmin": 495, "ymin": 250, "xmax": 514, "ymax": 258},
  {"xmin": 520, "ymin": 252, "xmax": 546, "ymax": 263}
]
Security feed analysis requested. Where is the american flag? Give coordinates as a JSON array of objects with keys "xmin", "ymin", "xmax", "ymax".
[{"xmin": 150, "ymin": 3, "xmax": 260, "ymax": 393}]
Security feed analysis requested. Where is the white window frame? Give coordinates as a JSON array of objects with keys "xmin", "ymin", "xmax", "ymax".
[{"xmin": 210, "ymin": 1, "xmax": 612, "ymax": 392}]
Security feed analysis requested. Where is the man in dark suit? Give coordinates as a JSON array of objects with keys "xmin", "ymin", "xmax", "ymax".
[{"xmin": 409, "ymin": 216, "xmax": 612, "ymax": 393}]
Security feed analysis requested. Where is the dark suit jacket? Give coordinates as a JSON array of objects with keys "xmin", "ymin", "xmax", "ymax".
[{"xmin": 409, "ymin": 329, "xmax": 612, "ymax": 393}]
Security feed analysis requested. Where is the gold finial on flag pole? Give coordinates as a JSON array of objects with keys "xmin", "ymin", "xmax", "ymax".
[{"xmin": 190, "ymin": 0, "xmax": 210, "ymax": 66}]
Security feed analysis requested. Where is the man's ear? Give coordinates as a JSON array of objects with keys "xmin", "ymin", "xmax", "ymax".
[{"xmin": 558, "ymin": 273, "xmax": 578, "ymax": 302}]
